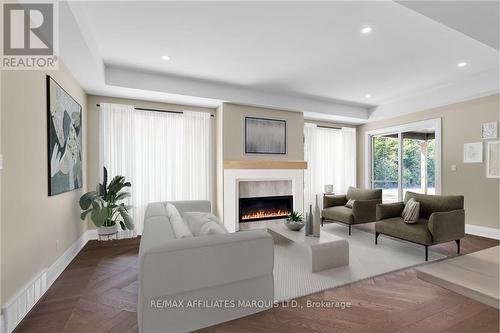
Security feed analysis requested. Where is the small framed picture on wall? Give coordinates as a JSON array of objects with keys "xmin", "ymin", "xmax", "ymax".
[
  {"xmin": 463, "ymin": 142, "xmax": 483, "ymax": 163},
  {"xmin": 481, "ymin": 122, "xmax": 497, "ymax": 140}
]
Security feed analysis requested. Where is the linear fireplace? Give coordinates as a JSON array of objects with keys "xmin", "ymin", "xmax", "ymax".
[
  {"xmin": 224, "ymin": 169, "xmax": 304, "ymax": 232},
  {"xmin": 239, "ymin": 195, "xmax": 293, "ymax": 222}
]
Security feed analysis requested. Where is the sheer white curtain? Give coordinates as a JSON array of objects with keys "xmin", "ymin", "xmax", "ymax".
[
  {"xmin": 99, "ymin": 103, "xmax": 136, "ymax": 238},
  {"xmin": 304, "ymin": 123, "xmax": 356, "ymax": 208},
  {"xmin": 304, "ymin": 123, "xmax": 320, "ymax": 210},
  {"xmin": 100, "ymin": 103, "xmax": 213, "ymax": 235},
  {"xmin": 341, "ymin": 127, "xmax": 357, "ymax": 190}
]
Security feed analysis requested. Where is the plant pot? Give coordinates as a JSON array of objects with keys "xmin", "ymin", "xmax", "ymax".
[
  {"xmin": 285, "ymin": 220, "xmax": 305, "ymax": 231},
  {"xmin": 97, "ymin": 224, "xmax": 119, "ymax": 236}
]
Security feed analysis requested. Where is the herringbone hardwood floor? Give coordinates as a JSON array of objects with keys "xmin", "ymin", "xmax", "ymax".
[{"xmin": 14, "ymin": 225, "xmax": 499, "ymax": 333}]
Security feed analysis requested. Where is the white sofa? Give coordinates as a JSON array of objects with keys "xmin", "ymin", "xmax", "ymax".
[{"xmin": 138, "ymin": 200, "xmax": 274, "ymax": 333}]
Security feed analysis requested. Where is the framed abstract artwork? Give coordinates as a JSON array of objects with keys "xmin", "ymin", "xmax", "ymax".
[
  {"xmin": 486, "ymin": 141, "xmax": 500, "ymax": 178},
  {"xmin": 244, "ymin": 116, "xmax": 287, "ymax": 155},
  {"xmin": 46, "ymin": 75, "xmax": 83, "ymax": 196}
]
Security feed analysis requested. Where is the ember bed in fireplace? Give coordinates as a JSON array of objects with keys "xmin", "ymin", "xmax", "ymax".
[{"xmin": 239, "ymin": 195, "xmax": 293, "ymax": 222}]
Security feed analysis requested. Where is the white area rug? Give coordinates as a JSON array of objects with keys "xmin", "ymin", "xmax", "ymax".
[{"xmin": 273, "ymin": 223, "xmax": 445, "ymax": 301}]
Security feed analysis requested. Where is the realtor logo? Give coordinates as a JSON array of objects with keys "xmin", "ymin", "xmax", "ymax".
[{"xmin": 1, "ymin": 2, "xmax": 58, "ymax": 69}]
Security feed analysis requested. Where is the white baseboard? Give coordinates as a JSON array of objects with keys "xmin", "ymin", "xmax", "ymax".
[
  {"xmin": 47, "ymin": 231, "xmax": 91, "ymax": 287},
  {"xmin": 87, "ymin": 228, "xmax": 98, "ymax": 240},
  {"xmin": 1, "ymin": 230, "xmax": 94, "ymax": 333},
  {"xmin": 466, "ymin": 224, "xmax": 500, "ymax": 240}
]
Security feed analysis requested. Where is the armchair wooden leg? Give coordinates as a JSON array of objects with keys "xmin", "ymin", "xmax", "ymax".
[
  {"xmin": 321, "ymin": 217, "xmax": 324, "ymax": 227},
  {"xmin": 375, "ymin": 232, "xmax": 380, "ymax": 245},
  {"xmin": 455, "ymin": 239, "xmax": 461, "ymax": 254},
  {"xmin": 348, "ymin": 224, "xmax": 351, "ymax": 236},
  {"xmin": 425, "ymin": 245, "xmax": 428, "ymax": 261}
]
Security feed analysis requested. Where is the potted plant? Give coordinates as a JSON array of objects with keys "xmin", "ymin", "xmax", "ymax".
[
  {"xmin": 79, "ymin": 167, "xmax": 134, "ymax": 237},
  {"xmin": 285, "ymin": 211, "xmax": 304, "ymax": 231}
]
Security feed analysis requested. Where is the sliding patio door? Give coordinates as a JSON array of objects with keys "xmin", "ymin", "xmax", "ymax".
[
  {"xmin": 367, "ymin": 119, "xmax": 441, "ymax": 203},
  {"xmin": 402, "ymin": 131, "xmax": 436, "ymax": 198},
  {"xmin": 371, "ymin": 133, "xmax": 399, "ymax": 202}
]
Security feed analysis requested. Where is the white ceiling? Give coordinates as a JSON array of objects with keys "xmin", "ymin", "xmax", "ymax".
[
  {"xmin": 397, "ymin": 1, "xmax": 499, "ymax": 50},
  {"xmin": 59, "ymin": 1, "xmax": 499, "ymax": 123}
]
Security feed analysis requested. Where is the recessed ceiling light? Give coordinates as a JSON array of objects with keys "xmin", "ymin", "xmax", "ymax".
[
  {"xmin": 457, "ymin": 61, "xmax": 467, "ymax": 68},
  {"xmin": 361, "ymin": 26, "xmax": 372, "ymax": 34},
  {"xmin": 365, "ymin": 94, "xmax": 372, "ymax": 99},
  {"xmin": 161, "ymin": 55, "xmax": 170, "ymax": 61}
]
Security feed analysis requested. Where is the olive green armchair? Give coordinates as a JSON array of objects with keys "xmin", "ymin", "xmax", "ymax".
[
  {"xmin": 375, "ymin": 191, "xmax": 465, "ymax": 261},
  {"xmin": 321, "ymin": 187, "xmax": 382, "ymax": 235}
]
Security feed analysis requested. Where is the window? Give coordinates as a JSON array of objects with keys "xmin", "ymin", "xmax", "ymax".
[
  {"xmin": 366, "ymin": 119, "xmax": 441, "ymax": 203},
  {"xmin": 100, "ymin": 103, "xmax": 213, "ymax": 234}
]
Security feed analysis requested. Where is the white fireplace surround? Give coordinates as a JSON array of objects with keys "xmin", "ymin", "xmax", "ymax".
[
  {"xmin": 239, "ymin": 180, "xmax": 292, "ymax": 198},
  {"xmin": 223, "ymin": 169, "xmax": 304, "ymax": 232}
]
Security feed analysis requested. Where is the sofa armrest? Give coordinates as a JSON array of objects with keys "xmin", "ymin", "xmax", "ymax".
[
  {"xmin": 352, "ymin": 199, "xmax": 382, "ymax": 223},
  {"xmin": 428, "ymin": 209, "xmax": 465, "ymax": 244},
  {"xmin": 323, "ymin": 195, "xmax": 347, "ymax": 208},
  {"xmin": 168, "ymin": 200, "xmax": 211, "ymax": 215},
  {"xmin": 376, "ymin": 202, "xmax": 405, "ymax": 221},
  {"xmin": 139, "ymin": 230, "xmax": 274, "ymax": 299}
]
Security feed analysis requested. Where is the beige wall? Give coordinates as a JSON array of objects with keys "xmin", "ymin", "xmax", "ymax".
[
  {"xmin": 1, "ymin": 62, "xmax": 88, "ymax": 305},
  {"xmin": 357, "ymin": 94, "xmax": 500, "ymax": 230},
  {"xmin": 220, "ymin": 103, "xmax": 305, "ymax": 161}
]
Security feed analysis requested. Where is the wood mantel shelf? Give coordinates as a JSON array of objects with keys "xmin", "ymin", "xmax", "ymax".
[{"xmin": 223, "ymin": 160, "xmax": 308, "ymax": 170}]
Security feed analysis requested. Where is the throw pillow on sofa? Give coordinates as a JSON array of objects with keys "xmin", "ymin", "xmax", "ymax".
[
  {"xmin": 345, "ymin": 199, "xmax": 355, "ymax": 209},
  {"xmin": 183, "ymin": 212, "xmax": 228, "ymax": 236},
  {"xmin": 401, "ymin": 198, "xmax": 420, "ymax": 224},
  {"xmin": 165, "ymin": 203, "xmax": 194, "ymax": 238}
]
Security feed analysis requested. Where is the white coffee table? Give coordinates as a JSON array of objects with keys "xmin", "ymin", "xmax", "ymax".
[{"xmin": 267, "ymin": 224, "xmax": 349, "ymax": 272}]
